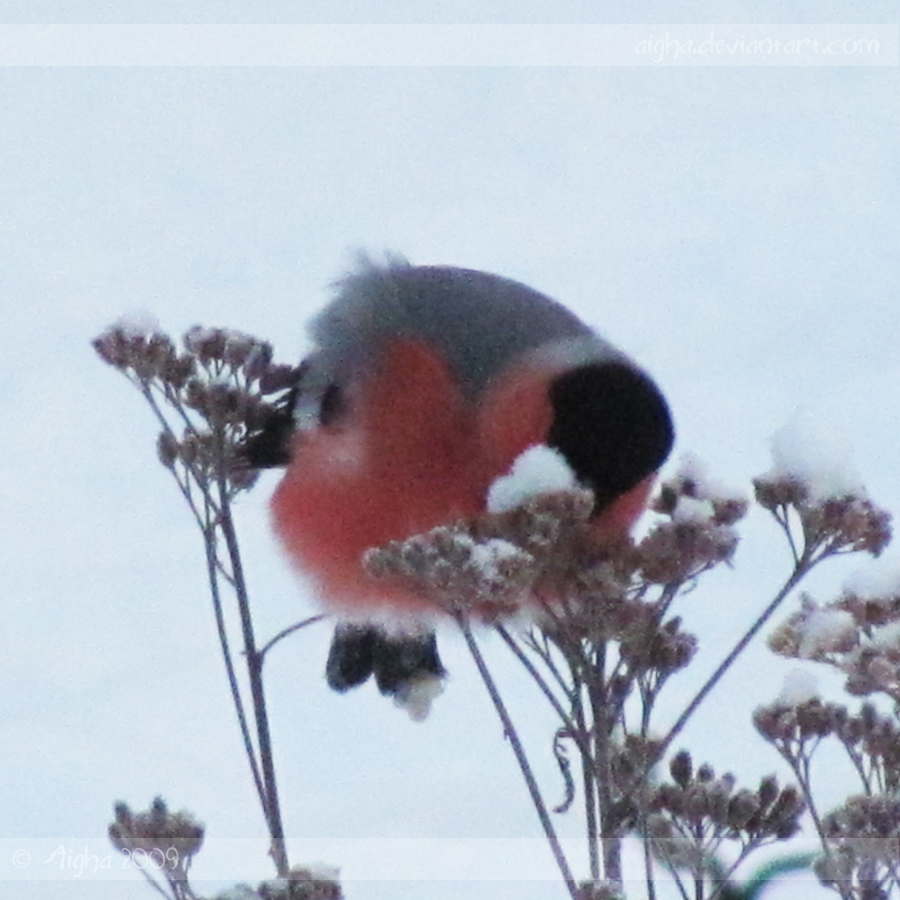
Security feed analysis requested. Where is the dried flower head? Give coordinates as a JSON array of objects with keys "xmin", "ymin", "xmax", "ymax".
[
  {"xmin": 109, "ymin": 797, "xmax": 204, "ymax": 887},
  {"xmin": 93, "ymin": 320, "xmax": 301, "ymax": 500},
  {"xmin": 618, "ymin": 614, "xmax": 698, "ymax": 677},
  {"xmin": 754, "ymin": 474, "xmax": 892, "ymax": 563},
  {"xmin": 637, "ymin": 517, "xmax": 739, "ymax": 584},
  {"xmin": 364, "ymin": 489, "xmax": 596, "ymax": 620},
  {"xmin": 815, "ymin": 794, "xmax": 900, "ymax": 898},
  {"xmin": 577, "ymin": 880, "xmax": 625, "ymax": 900},
  {"xmin": 768, "ymin": 595, "xmax": 859, "ymax": 661},
  {"xmin": 213, "ymin": 867, "xmax": 343, "ymax": 900},
  {"xmin": 365, "ymin": 525, "xmax": 538, "ymax": 618},
  {"xmin": 257, "ymin": 866, "xmax": 343, "ymax": 900},
  {"xmin": 769, "ymin": 585, "xmax": 900, "ymax": 707},
  {"xmin": 655, "ymin": 454, "xmax": 749, "ymax": 527},
  {"xmin": 648, "ymin": 752, "xmax": 804, "ymax": 867},
  {"xmin": 753, "ymin": 697, "xmax": 847, "ymax": 750}
]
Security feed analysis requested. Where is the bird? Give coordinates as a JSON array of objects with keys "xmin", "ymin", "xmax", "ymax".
[{"xmin": 244, "ymin": 257, "xmax": 674, "ymax": 717}]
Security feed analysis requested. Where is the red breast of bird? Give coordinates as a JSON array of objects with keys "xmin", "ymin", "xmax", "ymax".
[{"xmin": 269, "ymin": 260, "xmax": 674, "ymax": 618}]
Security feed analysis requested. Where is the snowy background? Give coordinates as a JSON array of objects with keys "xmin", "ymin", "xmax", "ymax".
[{"xmin": 1, "ymin": 3, "xmax": 898, "ymax": 899}]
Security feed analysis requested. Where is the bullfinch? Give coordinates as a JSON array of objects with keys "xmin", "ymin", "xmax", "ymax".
[{"xmin": 245, "ymin": 258, "xmax": 673, "ymax": 715}]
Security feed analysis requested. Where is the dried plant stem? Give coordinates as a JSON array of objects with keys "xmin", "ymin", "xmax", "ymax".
[
  {"xmin": 571, "ymin": 690, "xmax": 600, "ymax": 884},
  {"xmin": 588, "ymin": 644, "xmax": 623, "ymax": 885},
  {"xmin": 171, "ymin": 879, "xmax": 200, "ymax": 900},
  {"xmin": 456, "ymin": 615, "xmax": 580, "ymax": 900},
  {"xmin": 642, "ymin": 816, "xmax": 658, "ymax": 900},
  {"xmin": 137, "ymin": 866, "xmax": 177, "ymax": 900},
  {"xmin": 95, "ymin": 325, "xmax": 320, "ymax": 889},
  {"xmin": 773, "ymin": 506, "xmax": 802, "ymax": 566},
  {"xmin": 493, "ymin": 624, "xmax": 586, "ymax": 756},
  {"xmin": 776, "ymin": 747, "xmax": 841, "ymax": 891},
  {"xmin": 660, "ymin": 561, "xmax": 810, "ymax": 759},
  {"xmin": 216, "ymin": 470, "xmax": 289, "ymax": 877},
  {"xmin": 201, "ymin": 507, "xmax": 267, "ymax": 813},
  {"xmin": 143, "ymin": 380, "xmax": 289, "ymax": 874},
  {"xmin": 136, "ymin": 382, "xmax": 213, "ymax": 530},
  {"xmin": 495, "ymin": 624, "xmax": 603, "ymax": 882},
  {"xmin": 260, "ymin": 615, "xmax": 328, "ymax": 660}
]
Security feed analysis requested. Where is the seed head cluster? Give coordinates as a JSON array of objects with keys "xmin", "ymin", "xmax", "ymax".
[
  {"xmin": 642, "ymin": 466, "xmax": 746, "ymax": 583},
  {"xmin": 768, "ymin": 585, "xmax": 900, "ymax": 706},
  {"xmin": 213, "ymin": 868, "xmax": 344, "ymax": 900},
  {"xmin": 93, "ymin": 321, "xmax": 300, "ymax": 496},
  {"xmin": 754, "ymin": 474, "xmax": 891, "ymax": 561},
  {"xmin": 109, "ymin": 797, "xmax": 203, "ymax": 896},
  {"xmin": 647, "ymin": 751, "xmax": 804, "ymax": 878},
  {"xmin": 814, "ymin": 794, "xmax": 900, "ymax": 900}
]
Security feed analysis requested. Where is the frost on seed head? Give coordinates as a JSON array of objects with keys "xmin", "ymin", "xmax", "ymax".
[
  {"xmin": 765, "ymin": 409, "xmax": 865, "ymax": 504},
  {"xmin": 844, "ymin": 552, "xmax": 900, "ymax": 602},
  {"xmin": 655, "ymin": 453, "xmax": 748, "ymax": 527},
  {"xmin": 111, "ymin": 311, "xmax": 162, "ymax": 338},
  {"xmin": 487, "ymin": 444, "xmax": 580, "ymax": 513},
  {"xmin": 777, "ymin": 669, "xmax": 820, "ymax": 707}
]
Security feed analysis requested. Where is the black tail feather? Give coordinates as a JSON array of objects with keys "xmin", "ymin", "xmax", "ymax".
[{"xmin": 325, "ymin": 624, "xmax": 446, "ymax": 698}]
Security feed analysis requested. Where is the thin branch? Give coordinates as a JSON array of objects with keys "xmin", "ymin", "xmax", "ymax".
[
  {"xmin": 524, "ymin": 629, "xmax": 575, "ymax": 697},
  {"xmin": 659, "ymin": 561, "xmax": 810, "ymax": 758},
  {"xmin": 137, "ymin": 866, "xmax": 176, "ymax": 900},
  {"xmin": 642, "ymin": 815, "xmax": 658, "ymax": 900},
  {"xmin": 784, "ymin": 751, "xmax": 828, "ymax": 850},
  {"xmin": 201, "ymin": 504, "xmax": 267, "ymax": 814},
  {"xmin": 216, "ymin": 471, "xmax": 289, "ymax": 876},
  {"xmin": 773, "ymin": 506, "xmax": 801, "ymax": 566},
  {"xmin": 571, "ymin": 685, "xmax": 600, "ymax": 884},
  {"xmin": 494, "ymin": 623, "xmax": 586, "ymax": 757},
  {"xmin": 456, "ymin": 614, "xmax": 580, "ymax": 900},
  {"xmin": 260, "ymin": 614, "xmax": 328, "ymax": 660},
  {"xmin": 653, "ymin": 580, "xmax": 685, "ymax": 623},
  {"xmin": 158, "ymin": 381, "xmax": 213, "ymax": 450},
  {"xmin": 134, "ymin": 380, "xmax": 220, "ymax": 538},
  {"xmin": 588, "ymin": 642, "xmax": 623, "ymax": 885}
]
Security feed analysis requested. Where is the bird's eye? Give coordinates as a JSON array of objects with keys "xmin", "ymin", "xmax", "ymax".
[
  {"xmin": 294, "ymin": 382, "xmax": 345, "ymax": 431},
  {"xmin": 318, "ymin": 383, "xmax": 344, "ymax": 426}
]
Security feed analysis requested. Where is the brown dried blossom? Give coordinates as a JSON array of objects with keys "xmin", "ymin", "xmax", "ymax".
[
  {"xmin": 93, "ymin": 321, "xmax": 300, "ymax": 499},
  {"xmin": 753, "ymin": 475, "xmax": 892, "ymax": 561},
  {"xmin": 822, "ymin": 795, "xmax": 900, "ymax": 859},
  {"xmin": 212, "ymin": 867, "xmax": 343, "ymax": 900},
  {"xmin": 365, "ymin": 478, "xmax": 732, "ymax": 643},
  {"xmin": 813, "ymin": 795, "xmax": 900, "ymax": 900},
  {"xmin": 577, "ymin": 880, "xmax": 624, "ymax": 900},
  {"xmin": 109, "ymin": 797, "xmax": 204, "ymax": 895},
  {"xmin": 364, "ymin": 489, "xmax": 598, "ymax": 619},
  {"xmin": 769, "ymin": 586, "xmax": 900, "ymax": 706},
  {"xmin": 768, "ymin": 596, "xmax": 859, "ymax": 660},
  {"xmin": 643, "ymin": 469, "xmax": 744, "ymax": 584},
  {"xmin": 256, "ymin": 867, "xmax": 344, "ymax": 900},
  {"xmin": 655, "ymin": 465, "xmax": 749, "ymax": 527},
  {"xmin": 753, "ymin": 475, "xmax": 811, "ymax": 512},
  {"xmin": 636, "ymin": 518, "xmax": 739, "ymax": 584},
  {"xmin": 647, "ymin": 753, "xmax": 804, "ymax": 881},
  {"xmin": 609, "ymin": 735, "xmax": 665, "ymax": 801},
  {"xmin": 364, "ymin": 520, "xmax": 540, "ymax": 618},
  {"xmin": 834, "ymin": 704, "xmax": 900, "ymax": 794},
  {"xmin": 755, "ymin": 696, "xmax": 900, "ymax": 851},
  {"xmin": 619, "ymin": 614, "xmax": 698, "ymax": 677},
  {"xmin": 753, "ymin": 698, "xmax": 847, "ymax": 747}
]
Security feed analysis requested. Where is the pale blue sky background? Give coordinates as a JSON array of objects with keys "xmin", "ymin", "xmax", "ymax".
[{"xmin": 1, "ymin": 3, "xmax": 898, "ymax": 900}]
